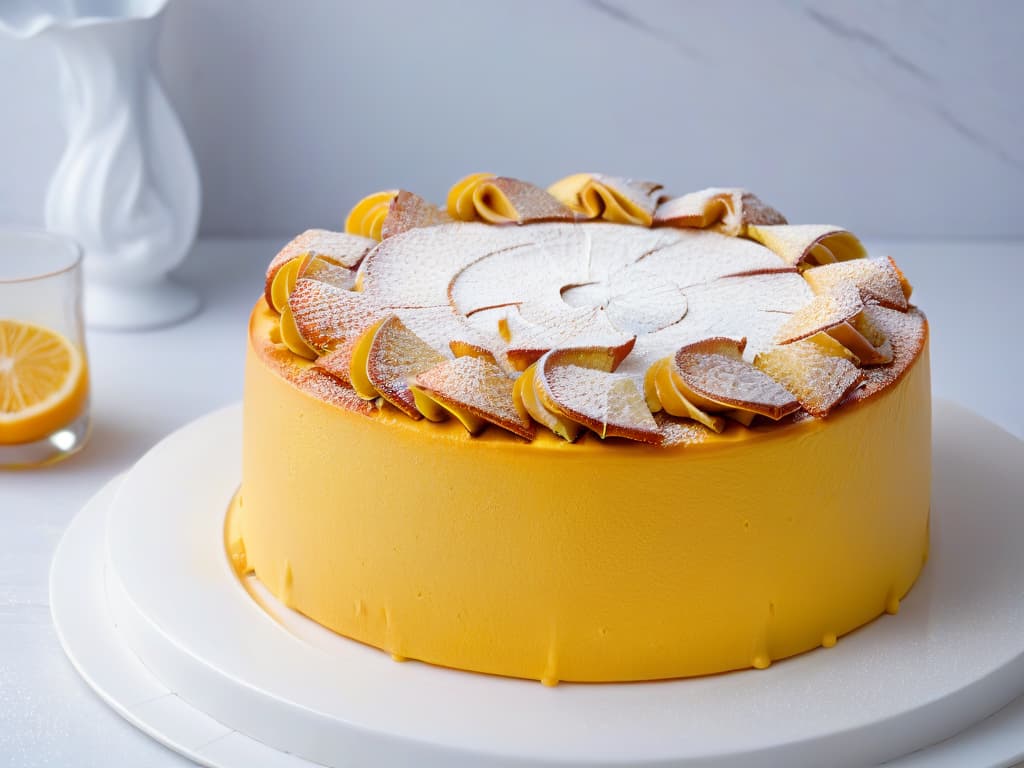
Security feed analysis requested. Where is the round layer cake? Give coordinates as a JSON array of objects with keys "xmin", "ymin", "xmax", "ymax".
[{"xmin": 229, "ymin": 176, "xmax": 930, "ymax": 684}]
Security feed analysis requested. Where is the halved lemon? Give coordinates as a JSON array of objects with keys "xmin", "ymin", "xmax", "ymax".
[{"xmin": 0, "ymin": 319, "xmax": 88, "ymax": 445}]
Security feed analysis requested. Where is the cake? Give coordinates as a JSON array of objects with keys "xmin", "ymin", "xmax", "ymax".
[{"xmin": 228, "ymin": 174, "xmax": 930, "ymax": 685}]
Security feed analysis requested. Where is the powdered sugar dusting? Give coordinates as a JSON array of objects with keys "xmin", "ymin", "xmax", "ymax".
[
  {"xmin": 654, "ymin": 188, "xmax": 786, "ymax": 235},
  {"xmin": 804, "ymin": 257, "xmax": 909, "ymax": 311},
  {"xmin": 262, "ymin": 208, "xmax": 927, "ymax": 443},
  {"xmin": 544, "ymin": 363, "xmax": 661, "ymax": 443},
  {"xmin": 775, "ymin": 282, "xmax": 863, "ymax": 344},
  {"xmin": 675, "ymin": 345, "xmax": 799, "ymax": 419},
  {"xmin": 653, "ymin": 411, "xmax": 710, "ymax": 447},
  {"xmin": 269, "ymin": 229, "xmax": 376, "ymax": 277},
  {"xmin": 368, "ymin": 317, "xmax": 447, "ymax": 418},
  {"xmin": 848, "ymin": 306, "xmax": 927, "ymax": 403},
  {"xmin": 489, "ymin": 177, "xmax": 577, "ymax": 222},
  {"xmin": 415, "ymin": 356, "xmax": 534, "ymax": 440},
  {"xmin": 381, "ymin": 190, "xmax": 451, "ymax": 240},
  {"xmin": 754, "ymin": 339, "xmax": 864, "ymax": 417},
  {"xmin": 289, "ymin": 278, "xmax": 387, "ymax": 351}
]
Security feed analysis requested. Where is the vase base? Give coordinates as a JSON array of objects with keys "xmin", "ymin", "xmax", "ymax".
[{"xmin": 86, "ymin": 277, "xmax": 201, "ymax": 331}]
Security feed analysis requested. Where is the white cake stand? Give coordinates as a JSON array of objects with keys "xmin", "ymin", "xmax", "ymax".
[{"xmin": 50, "ymin": 401, "xmax": 1024, "ymax": 768}]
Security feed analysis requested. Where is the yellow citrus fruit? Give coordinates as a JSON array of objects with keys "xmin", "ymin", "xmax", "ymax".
[{"xmin": 0, "ymin": 319, "xmax": 88, "ymax": 445}]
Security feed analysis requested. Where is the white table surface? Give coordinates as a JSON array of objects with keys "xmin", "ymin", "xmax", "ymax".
[{"xmin": 1, "ymin": 237, "xmax": 1021, "ymax": 767}]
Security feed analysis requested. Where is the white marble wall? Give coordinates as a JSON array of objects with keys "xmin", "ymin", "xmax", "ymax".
[{"xmin": 0, "ymin": 0, "xmax": 1020, "ymax": 238}]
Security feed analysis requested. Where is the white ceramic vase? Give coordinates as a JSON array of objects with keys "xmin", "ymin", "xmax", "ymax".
[{"xmin": 0, "ymin": 0, "xmax": 201, "ymax": 330}]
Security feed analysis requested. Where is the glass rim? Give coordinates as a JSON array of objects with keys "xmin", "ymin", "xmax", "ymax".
[{"xmin": 0, "ymin": 228, "xmax": 83, "ymax": 285}]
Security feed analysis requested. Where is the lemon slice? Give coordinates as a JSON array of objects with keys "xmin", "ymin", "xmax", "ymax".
[{"xmin": 0, "ymin": 320, "xmax": 88, "ymax": 444}]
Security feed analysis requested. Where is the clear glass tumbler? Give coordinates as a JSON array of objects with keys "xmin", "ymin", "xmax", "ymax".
[{"xmin": 0, "ymin": 230, "xmax": 90, "ymax": 468}]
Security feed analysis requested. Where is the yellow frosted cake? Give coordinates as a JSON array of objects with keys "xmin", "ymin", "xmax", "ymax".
[{"xmin": 228, "ymin": 175, "xmax": 930, "ymax": 685}]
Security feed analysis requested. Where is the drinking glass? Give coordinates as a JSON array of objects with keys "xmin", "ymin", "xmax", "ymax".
[{"xmin": 0, "ymin": 230, "xmax": 90, "ymax": 468}]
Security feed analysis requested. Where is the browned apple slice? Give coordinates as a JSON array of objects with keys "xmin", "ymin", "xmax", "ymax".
[
  {"xmin": 299, "ymin": 256, "xmax": 357, "ymax": 291},
  {"xmin": 803, "ymin": 256, "xmax": 911, "ymax": 310},
  {"xmin": 746, "ymin": 224, "xmax": 867, "ymax": 269},
  {"xmin": 848, "ymin": 306, "xmax": 928, "ymax": 403},
  {"xmin": 380, "ymin": 190, "xmax": 452, "ymax": 240},
  {"xmin": 654, "ymin": 188, "xmax": 786, "ymax": 236},
  {"xmin": 350, "ymin": 316, "xmax": 447, "ymax": 418},
  {"xmin": 652, "ymin": 411, "xmax": 710, "ymax": 447},
  {"xmin": 313, "ymin": 337, "xmax": 360, "ymax": 385},
  {"xmin": 831, "ymin": 311, "xmax": 894, "ymax": 365},
  {"xmin": 505, "ymin": 310, "xmax": 634, "ymax": 371},
  {"xmin": 537, "ymin": 348, "xmax": 662, "ymax": 444},
  {"xmin": 672, "ymin": 337, "xmax": 800, "ymax": 420},
  {"xmin": 448, "ymin": 174, "xmax": 577, "ymax": 224},
  {"xmin": 449, "ymin": 339, "xmax": 498, "ymax": 364},
  {"xmin": 773, "ymin": 282, "xmax": 892, "ymax": 364},
  {"xmin": 547, "ymin": 173, "xmax": 664, "ymax": 226},
  {"xmin": 412, "ymin": 356, "xmax": 535, "ymax": 440},
  {"xmin": 754, "ymin": 335, "xmax": 864, "ymax": 417},
  {"xmin": 774, "ymin": 282, "xmax": 864, "ymax": 345},
  {"xmin": 265, "ymin": 229, "xmax": 376, "ymax": 308},
  {"xmin": 288, "ymin": 278, "xmax": 387, "ymax": 353}
]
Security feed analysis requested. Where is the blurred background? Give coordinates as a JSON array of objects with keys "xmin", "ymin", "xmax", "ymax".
[{"xmin": 0, "ymin": 0, "xmax": 1020, "ymax": 240}]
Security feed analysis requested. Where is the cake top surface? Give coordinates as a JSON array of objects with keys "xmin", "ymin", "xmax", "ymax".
[{"xmin": 258, "ymin": 173, "xmax": 926, "ymax": 447}]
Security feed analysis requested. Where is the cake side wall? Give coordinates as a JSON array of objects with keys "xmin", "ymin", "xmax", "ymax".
[{"xmin": 237, "ymin": 314, "xmax": 931, "ymax": 683}]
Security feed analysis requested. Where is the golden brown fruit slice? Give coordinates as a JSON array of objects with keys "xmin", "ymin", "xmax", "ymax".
[
  {"xmin": 830, "ymin": 311, "xmax": 894, "ymax": 365},
  {"xmin": 516, "ymin": 364, "xmax": 583, "ymax": 442},
  {"xmin": 673, "ymin": 337, "xmax": 801, "ymax": 421},
  {"xmin": 266, "ymin": 229, "xmax": 376, "ymax": 308},
  {"xmin": 345, "ymin": 190, "xmax": 400, "ymax": 241},
  {"xmin": 646, "ymin": 357, "xmax": 725, "ymax": 433},
  {"xmin": 447, "ymin": 173, "xmax": 576, "ymax": 224},
  {"xmin": 349, "ymin": 316, "xmax": 448, "ymax": 418},
  {"xmin": 754, "ymin": 335, "xmax": 864, "ymax": 417},
  {"xmin": 299, "ymin": 256, "xmax": 357, "ymax": 291},
  {"xmin": 534, "ymin": 347, "xmax": 662, "ymax": 444},
  {"xmin": 847, "ymin": 306, "xmax": 927, "ymax": 403},
  {"xmin": 313, "ymin": 337, "xmax": 360, "ymax": 385},
  {"xmin": 278, "ymin": 301, "xmax": 318, "ymax": 360},
  {"xmin": 449, "ymin": 339, "xmax": 498, "ymax": 364},
  {"xmin": 380, "ymin": 190, "xmax": 452, "ymax": 240},
  {"xmin": 654, "ymin": 188, "xmax": 786, "ymax": 236},
  {"xmin": 774, "ymin": 283, "xmax": 893, "ymax": 365},
  {"xmin": 289, "ymin": 278, "xmax": 387, "ymax": 353},
  {"xmin": 774, "ymin": 282, "xmax": 864, "ymax": 345},
  {"xmin": 746, "ymin": 224, "xmax": 867, "ymax": 269},
  {"xmin": 413, "ymin": 356, "xmax": 535, "ymax": 440},
  {"xmin": 803, "ymin": 256, "xmax": 911, "ymax": 310},
  {"xmin": 547, "ymin": 173, "xmax": 663, "ymax": 226}
]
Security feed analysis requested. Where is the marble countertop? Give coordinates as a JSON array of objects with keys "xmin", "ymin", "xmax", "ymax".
[{"xmin": 1, "ymin": 237, "xmax": 1021, "ymax": 767}]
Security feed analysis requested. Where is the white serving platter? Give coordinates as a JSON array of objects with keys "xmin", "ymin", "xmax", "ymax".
[{"xmin": 51, "ymin": 401, "xmax": 1024, "ymax": 767}]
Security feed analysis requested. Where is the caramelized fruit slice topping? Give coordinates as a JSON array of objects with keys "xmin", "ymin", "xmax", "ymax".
[
  {"xmin": 535, "ymin": 347, "xmax": 661, "ymax": 444},
  {"xmin": 645, "ymin": 357, "xmax": 725, "ymax": 433},
  {"xmin": 754, "ymin": 334, "xmax": 864, "ymax": 417},
  {"xmin": 447, "ymin": 173, "xmax": 576, "ymax": 224},
  {"xmin": 345, "ymin": 190, "xmax": 400, "ymax": 241},
  {"xmin": 654, "ymin": 188, "xmax": 786, "ymax": 236},
  {"xmin": 516, "ymin": 363, "xmax": 583, "ymax": 442},
  {"xmin": 348, "ymin": 316, "xmax": 447, "ymax": 418},
  {"xmin": 746, "ymin": 224, "xmax": 867, "ymax": 269},
  {"xmin": 803, "ymin": 256, "xmax": 911, "ymax": 310},
  {"xmin": 672, "ymin": 337, "xmax": 800, "ymax": 421},
  {"xmin": 265, "ymin": 229, "xmax": 375, "ymax": 308},
  {"xmin": 547, "ymin": 173, "xmax": 663, "ymax": 226},
  {"xmin": 413, "ymin": 356, "xmax": 535, "ymax": 440},
  {"xmin": 381, "ymin": 190, "xmax": 452, "ymax": 240}
]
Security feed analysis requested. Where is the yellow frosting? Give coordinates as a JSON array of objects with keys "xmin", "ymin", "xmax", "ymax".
[
  {"xmin": 344, "ymin": 190, "xmax": 399, "ymax": 241},
  {"xmin": 232, "ymin": 300, "xmax": 931, "ymax": 684},
  {"xmin": 547, "ymin": 173, "xmax": 654, "ymax": 226}
]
